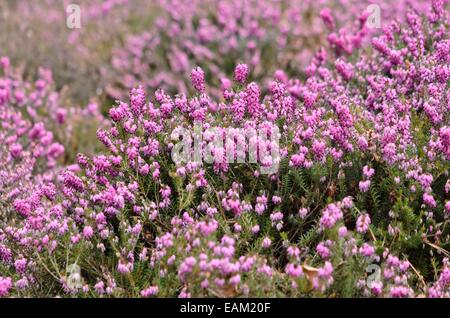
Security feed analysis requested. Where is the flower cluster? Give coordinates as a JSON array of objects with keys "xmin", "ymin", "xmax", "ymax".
[
  {"xmin": 0, "ymin": 0, "xmax": 449, "ymax": 299},
  {"xmin": 0, "ymin": 58, "xmax": 107, "ymax": 161},
  {"xmin": 105, "ymin": 0, "xmax": 430, "ymax": 99}
]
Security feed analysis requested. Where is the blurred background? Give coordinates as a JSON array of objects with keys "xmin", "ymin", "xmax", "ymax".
[
  {"xmin": 0, "ymin": 0, "xmax": 429, "ymax": 162},
  {"xmin": 1, "ymin": 0, "xmax": 428, "ymax": 104}
]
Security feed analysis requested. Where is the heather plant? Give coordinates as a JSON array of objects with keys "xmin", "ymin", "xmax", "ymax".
[
  {"xmin": 0, "ymin": 57, "xmax": 107, "ymax": 162},
  {"xmin": 0, "ymin": 0, "xmax": 428, "ymax": 104},
  {"xmin": 0, "ymin": 0, "xmax": 449, "ymax": 299},
  {"xmin": 105, "ymin": 0, "xmax": 430, "ymax": 100},
  {"xmin": 0, "ymin": 0, "xmax": 156, "ymax": 104},
  {"xmin": 0, "ymin": 82, "xmax": 66, "ymax": 295}
]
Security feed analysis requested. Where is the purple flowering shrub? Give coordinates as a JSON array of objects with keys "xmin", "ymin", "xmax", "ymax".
[
  {"xmin": 105, "ymin": 0, "xmax": 430, "ymax": 100},
  {"xmin": 0, "ymin": 57, "xmax": 107, "ymax": 162},
  {"xmin": 0, "ymin": 84, "xmax": 63, "ymax": 293},
  {"xmin": 0, "ymin": 0, "xmax": 449, "ymax": 298},
  {"xmin": 0, "ymin": 57, "xmax": 109, "ymax": 294},
  {"xmin": 0, "ymin": 0, "xmax": 154, "ymax": 103}
]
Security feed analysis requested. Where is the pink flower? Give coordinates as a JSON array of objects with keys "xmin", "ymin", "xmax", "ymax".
[
  {"xmin": 371, "ymin": 281, "xmax": 383, "ymax": 296},
  {"xmin": 130, "ymin": 86, "xmax": 146, "ymax": 116},
  {"xmin": 320, "ymin": 204, "xmax": 343, "ymax": 229},
  {"xmin": 363, "ymin": 166, "xmax": 375, "ymax": 179},
  {"xmin": 82, "ymin": 226, "xmax": 94, "ymax": 239},
  {"xmin": 229, "ymin": 274, "xmax": 241, "ymax": 286},
  {"xmin": 341, "ymin": 197, "xmax": 354, "ymax": 209},
  {"xmin": 262, "ymin": 237, "xmax": 271, "ymax": 249},
  {"xmin": 338, "ymin": 226, "xmax": 348, "ymax": 238},
  {"xmin": 317, "ymin": 242, "xmax": 331, "ymax": 259},
  {"xmin": 423, "ymin": 193, "xmax": 437, "ymax": 208},
  {"xmin": 191, "ymin": 67, "xmax": 205, "ymax": 93},
  {"xmin": 141, "ymin": 286, "xmax": 158, "ymax": 297},
  {"xmin": 359, "ymin": 243, "xmax": 375, "ymax": 257},
  {"xmin": 445, "ymin": 201, "xmax": 450, "ymax": 215},
  {"xmin": 312, "ymin": 140, "xmax": 326, "ymax": 161},
  {"xmin": 356, "ymin": 214, "xmax": 371, "ymax": 234},
  {"xmin": 335, "ymin": 59, "xmax": 354, "ymax": 81},
  {"xmin": 0, "ymin": 277, "xmax": 12, "ymax": 297},
  {"xmin": 251, "ymin": 225, "xmax": 260, "ymax": 234},
  {"xmin": 298, "ymin": 207, "xmax": 309, "ymax": 219},
  {"xmin": 359, "ymin": 180, "xmax": 371, "ymax": 193},
  {"xmin": 234, "ymin": 64, "xmax": 249, "ymax": 84},
  {"xmin": 0, "ymin": 56, "xmax": 10, "ymax": 70},
  {"xmin": 320, "ymin": 8, "xmax": 335, "ymax": 29}
]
